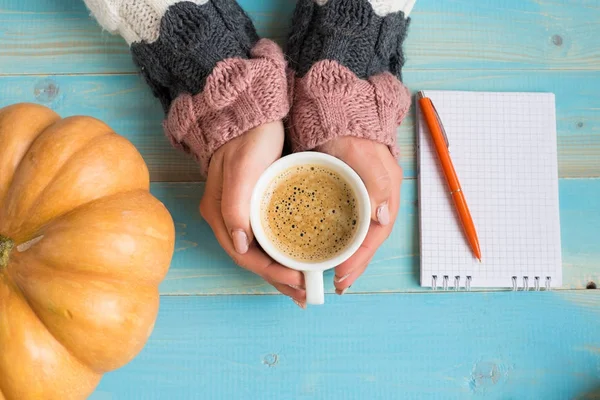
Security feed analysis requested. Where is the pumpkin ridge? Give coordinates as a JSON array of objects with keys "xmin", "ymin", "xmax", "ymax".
[
  {"xmin": 6, "ymin": 132, "xmax": 116, "ymax": 238},
  {"xmin": 0, "ymin": 136, "xmax": 37, "ymax": 216},
  {"xmin": 0, "ymin": 272, "xmax": 103, "ymax": 398},
  {"xmin": 3, "ymin": 267, "xmax": 98, "ymax": 375},
  {"xmin": 9, "ymin": 259, "xmax": 160, "ymax": 374},
  {"xmin": 10, "ymin": 189, "xmax": 173, "ymax": 283},
  {"xmin": 14, "ymin": 245, "xmax": 162, "ymax": 285},
  {"xmin": 0, "ymin": 103, "xmax": 61, "ymax": 214},
  {"xmin": 12, "ymin": 256, "xmax": 161, "ymax": 288}
]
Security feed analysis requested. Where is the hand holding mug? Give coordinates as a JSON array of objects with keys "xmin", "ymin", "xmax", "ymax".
[
  {"xmin": 316, "ymin": 137, "xmax": 403, "ymax": 295},
  {"xmin": 200, "ymin": 121, "xmax": 307, "ymax": 305}
]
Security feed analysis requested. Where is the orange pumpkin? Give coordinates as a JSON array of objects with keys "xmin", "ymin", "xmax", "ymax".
[{"xmin": 0, "ymin": 103, "xmax": 175, "ymax": 399}]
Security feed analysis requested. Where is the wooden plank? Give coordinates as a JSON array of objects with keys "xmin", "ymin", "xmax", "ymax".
[
  {"xmin": 0, "ymin": 11, "xmax": 131, "ymax": 75},
  {"xmin": 0, "ymin": 70, "xmax": 597, "ymax": 181},
  {"xmin": 0, "ymin": 0, "xmax": 293, "ymax": 75},
  {"xmin": 1, "ymin": 0, "xmax": 599, "ymax": 75},
  {"xmin": 92, "ymin": 291, "xmax": 600, "ymax": 399},
  {"xmin": 0, "ymin": 74, "xmax": 200, "ymax": 182},
  {"xmin": 154, "ymin": 178, "xmax": 600, "ymax": 295},
  {"xmin": 407, "ymin": 0, "xmax": 600, "ymax": 71}
]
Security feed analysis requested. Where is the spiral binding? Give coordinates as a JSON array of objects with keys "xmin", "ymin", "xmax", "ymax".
[
  {"xmin": 431, "ymin": 275, "xmax": 472, "ymax": 291},
  {"xmin": 511, "ymin": 276, "xmax": 552, "ymax": 291},
  {"xmin": 431, "ymin": 275, "xmax": 552, "ymax": 291}
]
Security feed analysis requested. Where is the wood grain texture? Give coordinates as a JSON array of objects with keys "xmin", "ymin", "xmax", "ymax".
[
  {"xmin": 0, "ymin": 71, "xmax": 597, "ymax": 181},
  {"xmin": 0, "ymin": 0, "xmax": 294, "ymax": 75},
  {"xmin": 0, "ymin": 75, "xmax": 200, "ymax": 182},
  {"xmin": 154, "ymin": 178, "xmax": 600, "ymax": 295},
  {"xmin": 91, "ymin": 291, "xmax": 600, "ymax": 399},
  {"xmin": 1, "ymin": 0, "xmax": 599, "ymax": 75}
]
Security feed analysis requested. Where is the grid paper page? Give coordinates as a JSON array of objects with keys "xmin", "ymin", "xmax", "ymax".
[{"xmin": 417, "ymin": 91, "xmax": 562, "ymax": 289}]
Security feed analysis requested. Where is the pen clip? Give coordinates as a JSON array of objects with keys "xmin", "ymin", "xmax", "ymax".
[
  {"xmin": 419, "ymin": 92, "xmax": 450, "ymax": 148},
  {"xmin": 431, "ymin": 101, "xmax": 450, "ymax": 148}
]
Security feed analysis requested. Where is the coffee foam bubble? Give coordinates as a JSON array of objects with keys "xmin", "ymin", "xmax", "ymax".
[{"xmin": 261, "ymin": 165, "xmax": 359, "ymax": 262}]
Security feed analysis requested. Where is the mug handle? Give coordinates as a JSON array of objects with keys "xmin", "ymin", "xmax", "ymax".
[{"xmin": 303, "ymin": 271, "xmax": 325, "ymax": 305}]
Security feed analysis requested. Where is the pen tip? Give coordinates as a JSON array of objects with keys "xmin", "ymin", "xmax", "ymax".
[{"xmin": 478, "ymin": 258, "xmax": 482, "ymax": 263}]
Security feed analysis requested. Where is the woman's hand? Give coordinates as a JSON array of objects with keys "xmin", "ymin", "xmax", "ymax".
[
  {"xmin": 200, "ymin": 121, "xmax": 307, "ymax": 307},
  {"xmin": 316, "ymin": 137, "xmax": 403, "ymax": 295}
]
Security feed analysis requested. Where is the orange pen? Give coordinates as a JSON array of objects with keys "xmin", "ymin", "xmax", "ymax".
[{"xmin": 418, "ymin": 91, "xmax": 482, "ymax": 262}]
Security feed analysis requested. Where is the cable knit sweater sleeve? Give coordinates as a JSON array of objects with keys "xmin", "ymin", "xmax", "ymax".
[
  {"xmin": 83, "ymin": 0, "xmax": 289, "ymax": 175},
  {"xmin": 287, "ymin": 0, "xmax": 415, "ymax": 154}
]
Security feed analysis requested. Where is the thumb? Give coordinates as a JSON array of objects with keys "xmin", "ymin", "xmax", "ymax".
[
  {"xmin": 340, "ymin": 140, "xmax": 393, "ymax": 226},
  {"xmin": 221, "ymin": 121, "xmax": 284, "ymax": 254}
]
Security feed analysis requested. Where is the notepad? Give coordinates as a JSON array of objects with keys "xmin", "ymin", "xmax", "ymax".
[{"xmin": 416, "ymin": 91, "xmax": 562, "ymax": 290}]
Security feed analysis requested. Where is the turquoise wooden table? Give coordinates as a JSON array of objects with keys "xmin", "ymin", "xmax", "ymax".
[{"xmin": 1, "ymin": 0, "xmax": 599, "ymax": 398}]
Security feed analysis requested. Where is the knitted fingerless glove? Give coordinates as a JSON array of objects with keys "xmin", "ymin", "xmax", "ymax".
[
  {"xmin": 84, "ymin": 0, "xmax": 289, "ymax": 174},
  {"xmin": 287, "ymin": 0, "xmax": 414, "ymax": 154}
]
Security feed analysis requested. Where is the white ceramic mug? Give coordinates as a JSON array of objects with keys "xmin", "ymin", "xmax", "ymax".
[{"xmin": 250, "ymin": 152, "xmax": 371, "ymax": 305}]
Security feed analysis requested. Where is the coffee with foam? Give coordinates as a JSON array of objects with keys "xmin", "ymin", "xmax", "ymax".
[{"xmin": 261, "ymin": 165, "xmax": 359, "ymax": 262}]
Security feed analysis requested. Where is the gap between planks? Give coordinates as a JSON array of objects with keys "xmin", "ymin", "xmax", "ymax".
[
  {"xmin": 157, "ymin": 288, "xmax": 596, "ymax": 297},
  {"xmin": 149, "ymin": 176, "xmax": 600, "ymax": 183}
]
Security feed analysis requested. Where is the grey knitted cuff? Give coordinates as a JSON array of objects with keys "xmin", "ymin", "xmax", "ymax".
[
  {"xmin": 129, "ymin": 0, "xmax": 259, "ymax": 112},
  {"xmin": 287, "ymin": 0, "xmax": 410, "ymax": 81}
]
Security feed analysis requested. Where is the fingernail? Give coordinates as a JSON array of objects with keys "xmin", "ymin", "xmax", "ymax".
[
  {"xmin": 336, "ymin": 287, "xmax": 350, "ymax": 296},
  {"xmin": 292, "ymin": 299, "xmax": 306, "ymax": 309},
  {"xmin": 288, "ymin": 284, "xmax": 304, "ymax": 290},
  {"xmin": 377, "ymin": 203, "xmax": 390, "ymax": 226},
  {"xmin": 334, "ymin": 273, "xmax": 351, "ymax": 283},
  {"xmin": 232, "ymin": 230, "xmax": 249, "ymax": 254}
]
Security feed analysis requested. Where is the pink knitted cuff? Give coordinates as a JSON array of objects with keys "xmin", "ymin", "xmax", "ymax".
[
  {"xmin": 164, "ymin": 39, "xmax": 289, "ymax": 175},
  {"xmin": 288, "ymin": 60, "xmax": 411, "ymax": 156}
]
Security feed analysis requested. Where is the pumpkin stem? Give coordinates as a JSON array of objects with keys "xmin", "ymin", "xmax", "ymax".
[{"xmin": 0, "ymin": 235, "xmax": 14, "ymax": 269}]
